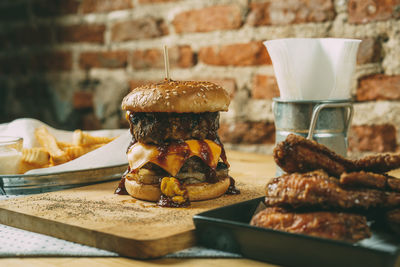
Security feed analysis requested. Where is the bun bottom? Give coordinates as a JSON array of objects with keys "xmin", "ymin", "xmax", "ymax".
[{"xmin": 125, "ymin": 177, "xmax": 230, "ymax": 202}]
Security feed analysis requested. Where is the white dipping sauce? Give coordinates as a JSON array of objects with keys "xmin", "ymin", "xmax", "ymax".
[
  {"xmin": 0, "ymin": 136, "xmax": 23, "ymax": 175},
  {"xmin": 0, "ymin": 150, "xmax": 22, "ymax": 175}
]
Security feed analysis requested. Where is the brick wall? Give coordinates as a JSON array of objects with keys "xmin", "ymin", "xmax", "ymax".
[{"xmin": 0, "ymin": 0, "xmax": 399, "ymax": 155}]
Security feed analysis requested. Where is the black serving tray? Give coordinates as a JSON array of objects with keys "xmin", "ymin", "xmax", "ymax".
[{"xmin": 193, "ymin": 197, "xmax": 400, "ymax": 267}]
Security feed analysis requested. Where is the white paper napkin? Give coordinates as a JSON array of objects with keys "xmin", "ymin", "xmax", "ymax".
[
  {"xmin": 0, "ymin": 118, "xmax": 129, "ymax": 175},
  {"xmin": 264, "ymin": 38, "xmax": 361, "ymax": 100}
]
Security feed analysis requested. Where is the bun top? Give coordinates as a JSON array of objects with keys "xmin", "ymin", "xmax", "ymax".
[{"xmin": 122, "ymin": 80, "xmax": 230, "ymax": 113}]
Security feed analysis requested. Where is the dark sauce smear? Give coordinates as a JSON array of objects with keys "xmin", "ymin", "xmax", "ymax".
[
  {"xmin": 156, "ymin": 144, "xmax": 169, "ymax": 164},
  {"xmin": 212, "ymin": 135, "xmax": 229, "ymax": 167},
  {"xmin": 205, "ymin": 168, "xmax": 218, "ymax": 183},
  {"xmin": 226, "ymin": 176, "xmax": 240, "ymax": 195},
  {"xmin": 199, "ymin": 140, "xmax": 212, "ymax": 165},
  {"xmin": 114, "ymin": 177, "xmax": 129, "ymax": 195},
  {"xmin": 157, "ymin": 194, "xmax": 190, "ymax": 208},
  {"xmin": 114, "ymin": 169, "xmax": 129, "ymax": 195},
  {"xmin": 156, "ymin": 141, "xmax": 190, "ymax": 166}
]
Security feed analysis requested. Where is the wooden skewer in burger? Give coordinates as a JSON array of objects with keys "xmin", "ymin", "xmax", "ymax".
[{"xmin": 115, "ymin": 45, "xmax": 239, "ymax": 207}]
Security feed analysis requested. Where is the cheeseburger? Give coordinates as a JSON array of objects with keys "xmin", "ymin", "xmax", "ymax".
[{"xmin": 115, "ymin": 79, "xmax": 239, "ymax": 207}]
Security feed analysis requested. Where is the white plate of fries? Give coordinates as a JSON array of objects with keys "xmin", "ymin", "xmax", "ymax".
[{"xmin": 0, "ymin": 119, "xmax": 129, "ymax": 195}]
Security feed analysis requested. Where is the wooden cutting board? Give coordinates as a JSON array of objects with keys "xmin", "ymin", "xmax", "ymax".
[{"xmin": 0, "ymin": 151, "xmax": 275, "ymax": 259}]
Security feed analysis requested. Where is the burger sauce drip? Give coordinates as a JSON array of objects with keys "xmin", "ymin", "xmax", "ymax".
[
  {"xmin": 157, "ymin": 194, "xmax": 190, "ymax": 208},
  {"xmin": 213, "ymin": 135, "xmax": 228, "ymax": 167},
  {"xmin": 197, "ymin": 140, "xmax": 217, "ymax": 183},
  {"xmin": 114, "ymin": 168, "xmax": 129, "ymax": 195},
  {"xmin": 199, "ymin": 140, "xmax": 212, "ymax": 166},
  {"xmin": 114, "ymin": 178, "xmax": 129, "ymax": 195},
  {"xmin": 226, "ymin": 176, "xmax": 240, "ymax": 195},
  {"xmin": 156, "ymin": 144, "xmax": 169, "ymax": 164}
]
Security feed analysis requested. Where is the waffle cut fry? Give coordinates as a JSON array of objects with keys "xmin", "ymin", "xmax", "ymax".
[
  {"xmin": 73, "ymin": 129, "xmax": 116, "ymax": 146},
  {"xmin": 19, "ymin": 148, "xmax": 51, "ymax": 173},
  {"xmin": 56, "ymin": 141, "xmax": 74, "ymax": 150},
  {"xmin": 21, "ymin": 147, "xmax": 50, "ymax": 166},
  {"xmin": 64, "ymin": 144, "xmax": 103, "ymax": 160},
  {"xmin": 34, "ymin": 126, "xmax": 69, "ymax": 165},
  {"xmin": 17, "ymin": 126, "xmax": 118, "ymax": 174}
]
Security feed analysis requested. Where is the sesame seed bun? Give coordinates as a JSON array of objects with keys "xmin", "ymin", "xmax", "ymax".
[
  {"xmin": 124, "ymin": 177, "xmax": 231, "ymax": 202},
  {"xmin": 121, "ymin": 80, "xmax": 230, "ymax": 113}
]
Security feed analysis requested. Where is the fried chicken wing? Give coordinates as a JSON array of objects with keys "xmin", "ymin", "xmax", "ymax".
[
  {"xmin": 388, "ymin": 178, "xmax": 400, "ymax": 192},
  {"xmin": 274, "ymin": 134, "xmax": 400, "ymax": 176},
  {"xmin": 340, "ymin": 171, "xmax": 400, "ymax": 192},
  {"xmin": 261, "ymin": 134, "xmax": 400, "ymax": 242},
  {"xmin": 265, "ymin": 170, "xmax": 400, "ymax": 209},
  {"xmin": 340, "ymin": 171, "xmax": 387, "ymax": 189},
  {"xmin": 250, "ymin": 207, "xmax": 371, "ymax": 243},
  {"xmin": 386, "ymin": 208, "xmax": 400, "ymax": 235},
  {"xmin": 355, "ymin": 154, "xmax": 400, "ymax": 173},
  {"xmin": 273, "ymin": 134, "xmax": 356, "ymax": 176}
]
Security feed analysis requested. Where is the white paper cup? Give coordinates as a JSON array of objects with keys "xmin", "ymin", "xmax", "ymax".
[{"xmin": 264, "ymin": 38, "xmax": 361, "ymax": 100}]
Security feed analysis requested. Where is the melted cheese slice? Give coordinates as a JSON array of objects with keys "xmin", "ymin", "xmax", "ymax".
[{"xmin": 127, "ymin": 139, "xmax": 222, "ymax": 176}]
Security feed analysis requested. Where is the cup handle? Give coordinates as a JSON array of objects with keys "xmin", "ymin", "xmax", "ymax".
[
  {"xmin": 0, "ymin": 179, "xmax": 5, "ymax": 195},
  {"xmin": 307, "ymin": 103, "xmax": 354, "ymax": 140}
]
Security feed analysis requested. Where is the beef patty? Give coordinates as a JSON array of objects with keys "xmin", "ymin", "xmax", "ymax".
[{"xmin": 127, "ymin": 112, "xmax": 219, "ymax": 144}]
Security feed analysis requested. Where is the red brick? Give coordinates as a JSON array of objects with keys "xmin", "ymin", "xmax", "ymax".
[
  {"xmin": 79, "ymin": 51, "xmax": 128, "ymax": 69},
  {"xmin": 247, "ymin": 0, "xmax": 335, "ymax": 26},
  {"xmin": 80, "ymin": 112, "xmax": 103, "ymax": 130},
  {"xmin": 32, "ymin": 0, "xmax": 80, "ymax": 17},
  {"xmin": 356, "ymin": 74, "xmax": 400, "ymax": 101},
  {"xmin": 199, "ymin": 42, "xmax": 271, "ymax": 66},
  {"xmin": 349, "ymin": 124, "xmax": 397, "ymax": 152},
  {"xmin": 218, "ymin": 122, "xmax": 275, "ymax": 144},
  {"xmin": 357, "ymin": 38, "xmax": 382, "ymax": 64},
  {"xmin": 172, "ymin": 5, "xmax": 242, "ymax": 33},
  {"xmin": 74, "ymin": 91, "xmax": 94, "ymax": 109},
  {"xmin": 57, "ymin": 24, "xmax": 105, "ymax": 44},
  {"xmin": 111, "ymin": 18, "xmax": 167, "ymax": 42},
  {"xmin": 252, "ymin": 75, "xmax": 280, "ymax": 99},
  {"xmin": 348, "ymin": 0, "xmax": 400, "ymax": 24},
  {"xmin": 132, "ymin": 46, "xmax": 194, "ymax": 69},
  {"xmin": 81, "ymin": 0, "xmax": 133, "ymax": 14},
  {"xmin": 31, "ymin": 51, "xmax": 73, "ymax": 71}
]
